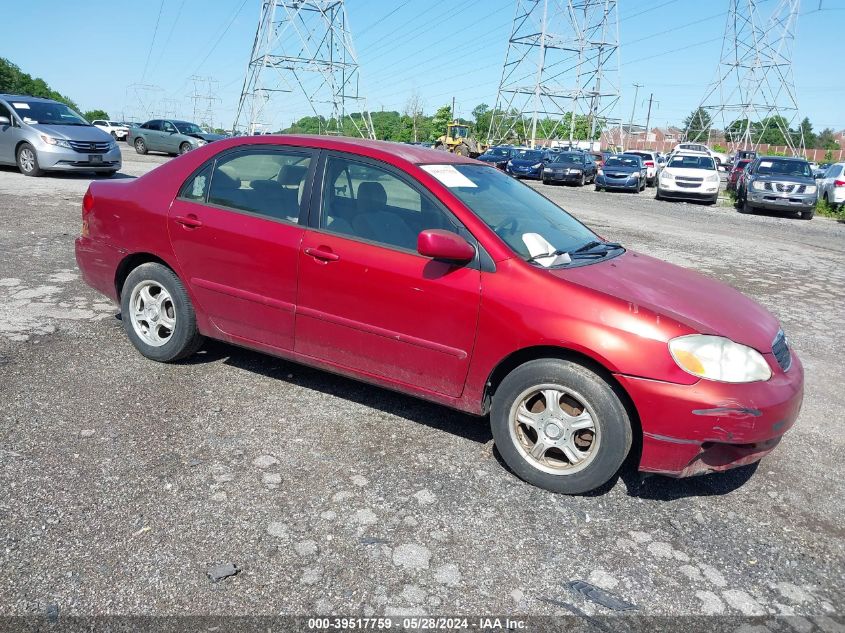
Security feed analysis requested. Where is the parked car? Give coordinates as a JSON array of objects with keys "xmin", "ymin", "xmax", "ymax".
[
  {"xmin": 91, "ymin": 120, "xmax": 129, "ymax": 141},
  {"xmin": 589, "ymin": 151, "xmax": 604, "ymax": 169},
  {"xmin": 128, "ymin": 119, "xmax": 218, "ymax": 156},
  {"xmin": 727, "ymin": 159, "xmax": 751, "ymax": 192},
  {"xmin": 542, "ymin": 151, "xmax": 597, "ymax": 186},
  {"xmin": 476, "ymin": 145, "xmax": 514, "ymax": 170},
  {"xmin": 594, "ymin": 154, "xmax": 646, "ymax": 192},
  {"xmin": 732, "ymin": 149, "xmax": 757, "ymax": 168},
  {"xmin": 0, "ymin": 93, "xmax": 121, "ymax": 177},
  {"xmin": 75, "ymin": 135, "xmax": 803, "ymax": 494},
  {"xmin": 814, "ymin": 163, "xmax": 831, "ymax": 180},
  {"xmin": 506, "ymin": 148, "xmax": 547, "ymax": 179},
  {"xmin": 623, "ymin": 150, "xmax": 658, "ymax": 186},
  {"xmin": 816, "ymin": 162, "xmax": 845, "ymax": 207},
  {"xmin": 671, "ymin": 143, "xmax": 729, "ymax": 169},
  {"xmin": 655, "ymin": 152, "xmax": 720, "ymax": 205},
  {"xmin": 736, "ymin": 156, "xmax": 817, "ymax": 219}
]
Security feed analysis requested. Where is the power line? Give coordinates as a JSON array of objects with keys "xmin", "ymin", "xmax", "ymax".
[{"xmin": 140, "ymin": 0, "xmax": 165, "ymax": 82}]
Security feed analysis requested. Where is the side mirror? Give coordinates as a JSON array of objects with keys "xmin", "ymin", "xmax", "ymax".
[
  {"xmin": 0, "ymin": 116, "xmax": 10, "ymax": 126},
  {"xmin": 417, "ymin": 229, "xmax": 475, "ymax": 263}
]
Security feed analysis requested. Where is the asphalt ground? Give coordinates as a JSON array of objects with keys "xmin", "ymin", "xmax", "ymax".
[{"xmin": 0, "ymin": 144, "xmax": 843, "ymax": 628}]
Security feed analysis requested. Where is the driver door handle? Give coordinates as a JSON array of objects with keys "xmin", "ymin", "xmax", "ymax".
[
  {"xmin": 174, "ymin": 215, "xmax": 202, "ymax": 229},
  {"xmin": 305, "ymin": 247, "xmax": 340, "ymax": 262}
]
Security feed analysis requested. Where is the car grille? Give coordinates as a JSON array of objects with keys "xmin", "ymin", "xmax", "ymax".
[
  {"xmin": 772, "ymin": 330, "xmax": 791, "ymax": 371},
  {"xmin": 605, "ymin": 172, "xmax": 629, "ymax": 179},
  {"xmin": 68, "ymin": 140, "xmax": 111, "ymax": 154},
  {"xmin": 676, "ymin": 176, "xmax": 704, "ymax": 182},
  {"xmin": 763, "ymin": 182, "xmax": 806, "ymax": 194}
]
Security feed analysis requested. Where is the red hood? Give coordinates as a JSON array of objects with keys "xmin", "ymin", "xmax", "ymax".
[{"xmin": 552, "ymin": 250, "xmax": 780, "ymax": 352}]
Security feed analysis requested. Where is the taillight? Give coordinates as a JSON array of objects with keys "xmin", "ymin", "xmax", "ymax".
[
  {"xmin": 81, "ymin": 188, "xmax": 93, "ymax": 237},
  {"xmin": 645, "ymin": 161, "xmax": 655, "ymax": 167},
  {"xmin": 834, "ymin": 179, "xmax": 845, "ymax": 187}
]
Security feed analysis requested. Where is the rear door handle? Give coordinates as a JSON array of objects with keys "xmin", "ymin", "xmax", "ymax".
[
  {"xmin": 304, "ymin": 247, "xmax": 339, "ymax": 262},
  {"xmin": 174, "ymin": 215, "xmax": 202, "ymax": 229}
]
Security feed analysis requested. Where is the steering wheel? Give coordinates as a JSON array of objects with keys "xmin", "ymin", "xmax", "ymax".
[{"xmin": 493, "ymin": 216, "xmax": 520, "ymax": 237}]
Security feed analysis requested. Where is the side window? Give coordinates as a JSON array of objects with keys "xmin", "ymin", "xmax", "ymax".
[
  {"xmin": 320, "ymin": 156, "xmax": 457, "ymax": 252},
  {"xmin": 206, "ymin": 149, "xmax": 311, "ymax": 223},
  {"xmin": 162, "ymin": 121, "xmax": 176, "ymax": 133},
  {"xmin": 92, "ymin": 120, "xmax": 104, "ymax": 126},
  {"xmin": 178, "ymin": 164, "xmax": 212, "ymax": 202},
  {"xmin": 146, "ymin": 120, "xmax": 161, "ymax": 131}
]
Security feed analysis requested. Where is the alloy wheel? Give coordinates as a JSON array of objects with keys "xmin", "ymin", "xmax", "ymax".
[
  {"xmin": 129, "ymin": 281, "xmax": 176, "ymax": 347},
  {"xmin": 19, "ymin": 148, "xmax": 35, "ymax": 173}
]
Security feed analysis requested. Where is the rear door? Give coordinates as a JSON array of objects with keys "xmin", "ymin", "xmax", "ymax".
[
  {"xmin": 0, "ymin": 100, "xmax": 17, "ymax": 164},
  {"xmin": 168, "ymin": 145, "xmax": 316, "ymax": 350},
  {"xmin": 143, "ymin": 120, "xmax": 163, "ymax": 151},
  {"xmin": 294, "ymin": 153, "xmax": 481, "ymax": 397}
]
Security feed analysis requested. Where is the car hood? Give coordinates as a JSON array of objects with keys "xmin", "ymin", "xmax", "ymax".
[
  {"xmin": 550, "ymin": 251, "xmax": 780, "ymax": 352},
  {"xmin": 192, "ymin": 132, "xmax": 225, "ymax": 142},
  {"xmin": 601, "ymin": 164, "xmax": 639, "ymax": 174},
  {"xmin": 510, "ymin": 158, "xmax": 544, "ymax": 167},
  {"xmin": 549, "ymin": 162, "xmax": 584, "ymax": 170},
  {"xmin": 752, "ymin": 174, "xmax": 814, "ymax": 185},
  {"xmin": 29, "ymin": 124, "xmax": 112, "ymax": 142},
  {"xmin": 478, "ymin": 154, "xmax": 507, "ymax": 163}
]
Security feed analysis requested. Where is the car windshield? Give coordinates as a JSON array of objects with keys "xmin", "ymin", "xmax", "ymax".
[
  {"xmin": 604, "ymin": 157, "xmax": 639, "ymax": 168},
  {"xmin": 515, "ymin": 150, "xmax": 544, "ymax": 161},
  {"xmin": 755, "ymin": 159, "xmax": 811, "ymax": 178},
  {"xmin": 108, "ymin": 121, "xmax": 122, "ymax": 126},
  {"xmin": 8, "ymin": 100, "xmax": 89, "ymax": 126},
  {"xmin": 173, "ymin": 121, "xmax": 203, "ymax": 134},
  {"xmin": 424, "ymin": 164, "xmax": 598, "ymax": 265},
  {"xmin": 668, "ymin": 155, "xmax": 715, "ymax": 170},
  {"xmin": 486, "ymin": 148, "xmax": 511, "ymax": 157},
  {"xmin": 552, "ymin": 154, "xmax": 584, "ymax": 164}
]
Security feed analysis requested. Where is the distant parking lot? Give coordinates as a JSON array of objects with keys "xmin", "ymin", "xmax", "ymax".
[{"xmin": 1, "ymin": 146, "xmax": 844, "ymax": 622}]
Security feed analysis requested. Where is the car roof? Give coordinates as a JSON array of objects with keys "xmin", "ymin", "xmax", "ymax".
[
  {"xmin": 755, "ymin": 155, "xmax": 807, "ymax": 162},
  {"xmin": 0, "ymin": 93, "xmax": 60, "ymax": 103},
  {"xmin": 208, "ymin": 134, "xmax": 480, "ymax": 166}
]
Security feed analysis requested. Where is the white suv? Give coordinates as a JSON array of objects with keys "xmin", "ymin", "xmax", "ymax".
[
  {"xmin": 656, "ymin": 151, "xmax": 720, "ymax": 205},
  {"xmin": 671, "ymin": 143, "xmax": 728, "ymax": 169},
  {"xmin": 91, "ymin": 120, "xmax": 129, "ymax": 141}
]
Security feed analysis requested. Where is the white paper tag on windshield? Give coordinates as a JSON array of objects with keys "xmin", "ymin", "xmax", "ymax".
[
  {"xmin": 759, "ymin": 161, "xmax": 773, "ymax": 168},
  {"xmin": 12, "ymin": 102, "xmax": 29, "ymax": 109},
  {"xmin": 421, "ymin": 164, "xmax": 477, "ymax": 188}
]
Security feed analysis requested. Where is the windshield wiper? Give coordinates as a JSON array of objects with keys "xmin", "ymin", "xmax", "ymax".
[
  {"xmin": 574, "ymin": 240, "xmax": 621, "ymax": 253},
  {"xmin": 526, "ymin": 249, "xmax": 569, "ymax": 263}
]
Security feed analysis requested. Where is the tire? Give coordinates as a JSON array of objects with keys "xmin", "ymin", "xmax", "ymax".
[
  {"xmin": 111, "ymin": 131, "xmax": 117, "ymax": 139},
  {"xmin": 16, "ymin": 143, "xmax": 43, "ymax": 177},
  {"xmin": 595, "ymin": 186, "xmax": 602, "ymax": 192},
  {"xmin": 799, "ymin": 209, "xmax": 814, "ymax": 220},
  {"xmin": 179, "ymin": 142, "xmax": 192, "ymax": 155},
  {"xmin": 454, "ymin": 144, "xmax": 470, "ymax": 157},
  {"xmin": 100, "ymin": 170, "xmax": 118, "ymax": 178},
  {"xmin": 134, "ymin": 137, "xmax": 148, "ymax": 155},
  {"xmin": 578, "ymin": 173, "xmax": 586, "ymax": 187},
  {"xmin": 542, "ymin": 178, "xmax": 549, "ymax": 185},
  {"xmin": 120, "ymin": 263, "xmax": 204, "ymax": 362},
  {"xmin": 490, "ymin": 359, "xmax": 632, "ymax": 494},
  {"xmin": 639, "ymin": 180, "xmax": 646, "ymax": 192},
  {"xmin": 739, "ymin": 197, "xmax": 754, "ymax": 214},
  {"xmin": 655, "ymin": 188, "xmax": 662, "ymax": 201}
]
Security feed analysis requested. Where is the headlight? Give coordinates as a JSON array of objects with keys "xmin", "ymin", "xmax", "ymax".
[
  {"xmin": 543, "ymin": 168, "xmax": 552, "ymax": 174},
  {"xmin": 661, "ymin": 171, "xmax": 674, "ymax": 180},
  {"xmin": 597, "ymin": 168, "xmax": 603, "ymax": 176},
  {"xmin": 706, "ymin": 173, "xmax": 720, "ymax": 182},
  {"xmin": 196, "ymin": 139, "xmax": 207, "ymax": 146},
  {"xmin": 507, "ymin": 160, "xmax": 513, "ymax": 167},
  {"xmin": 805, "ymin": 185, "xmax": 817, "ymax": 195},
  {"xmin": 669, "ymin": 335, "xmax": 772, "ymax": 383},
  {"xmin": 751, "ymin": 180, "xmax": 766, "ymax": 191},
  {"xmin": 631, "ymin": 171, "xmax": 641, "ymax": 178},
  {"xmin": 40, "ymin": 135, "xmax": 72, "ymax": 149},
  {"xmin": 568, "ymin": 168, "xmax": 582, "ymax": 174},
  {"xmin": 531, "ymin": 163, "xmax": 542, "ymax": 169}
]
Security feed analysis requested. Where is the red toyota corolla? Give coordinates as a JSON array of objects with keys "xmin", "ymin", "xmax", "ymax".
[{"xmin": 75, "ymin": 136, "xmax": 804, "ymax": 494}]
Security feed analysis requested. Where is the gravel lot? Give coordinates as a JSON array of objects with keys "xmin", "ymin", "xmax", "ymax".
[{"xmin": 1, "ymin": 145, "xmax": 843, "ymax": 625}]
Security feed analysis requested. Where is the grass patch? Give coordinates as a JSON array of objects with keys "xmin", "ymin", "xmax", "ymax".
[{"xmin": 815, "ymin": 199, "xmax": 845, "ymax": 220}]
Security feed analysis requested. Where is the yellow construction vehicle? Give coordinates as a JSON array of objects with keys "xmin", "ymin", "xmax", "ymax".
[{"xmin": 433, "ymin": 121, "xmax": 488, "ymax": 157}]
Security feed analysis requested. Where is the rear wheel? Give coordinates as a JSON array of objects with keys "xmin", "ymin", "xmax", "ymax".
[
  {"xmin": 120, "ymin": 263, "xmax": 204, "ymax": 362},
  {"xmin": 134, "ymin": 137, "xmax": 148, "ymax": 155},
  {"xmin": 490, "ymin": 359, "xmax": 632, "ymax": 494},
  {"xmin": 16, "ymin": 143, "xmax": 43, "ymax": 177},
  {"xmin": 595, "ymin": 185, "xmax": 602, "ymax": 192},
  {"xmin": 454, "ymin": 144, "xmax": 470, "ymax": 157}
]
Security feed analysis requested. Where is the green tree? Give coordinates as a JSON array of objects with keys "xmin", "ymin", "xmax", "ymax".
[
  {"xmin": 430, "ymin": 104, "xmax": 453, "ymax": 141},
  {"xmin": 818, "ymin": 128, "xmax": 840, "ymax": 151},
  {"xmin": 83, "ymin": 109, "xmax": 109, "ymax": 122},
  {"xmin": 797, "ymin": 117, "xmax": 817, "ymax": 148},
  {"xmin": 0, "ymin": 57, "xmax": 79, "ymax": 110},
  {"xmin": 683, "ymin": 107, "xmax": 712, "ymax": 142},
  {"xmin": 757, "ymin": 116, "xmax": 792, "ymax": 146},
  {"xmin": 472, "ymin": 103, "xmax": 491, "ymax": 138}
]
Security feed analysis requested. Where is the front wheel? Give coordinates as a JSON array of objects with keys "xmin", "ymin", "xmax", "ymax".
[
  {"xmin": 134, "ymin": 137, "xmax": 148, "ymax": 154},
  {"xmin": 490, "ymin": 359, "xmax": 632, "ymax": 494},
  {"xmin": 120, "ymin": 263, "xmax": 204, "ymax": 362},
  {"xmin": 799, "ymin": 209, "xmax": 814, "ymax": 220},
  {"xmin": 179, "ymin": 142, "xmax": 192, "ymax": 155},
  {"xmin": 578, "ymin": 173, "xmax": 586, "ymax": 187},
  {"xmin": 16, "ymin": 143, "xmax": 43, "ymax": 177}
]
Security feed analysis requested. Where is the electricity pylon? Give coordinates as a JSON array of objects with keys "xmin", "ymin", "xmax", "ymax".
[
  {"xmin": 233, "ymin": 0, "xmax": 375, "ymax": 138},
  {"xmin": 689, "ymin": 0, "xmax": 804, "ymax": 153},
  {"xmin": 189, "ymin": 76, "xmax": 221, "ymax": 131},
  {"xmin": 489, "ymin": 0, "xmax": 620, "ymax": 148}
]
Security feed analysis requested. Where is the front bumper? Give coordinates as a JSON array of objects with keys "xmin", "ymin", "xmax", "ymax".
[
  {"xmin": 658, "ymin": 181, "xmax": 719, "ymax": 201},
  {"xmin": 507, "ymin": 166, "xmax": 542, "ymax": 179},
  {"xmin": 543, "ymin": 170, "xmax": 584, "ymax": 183},
  {"xmin": 596, "ymin": 174, "xmax": 639, "ymax": 190},
  {"xmin": 748, "ymin": 190, "xmax": 816, "ymax": 212},
  {"xmin": 38, "ymin": 144, "xmax": 122, "ymax": 172},
  {"xmin": 616, "ymin": 350, "xmax": 804, "ymax": 477}
]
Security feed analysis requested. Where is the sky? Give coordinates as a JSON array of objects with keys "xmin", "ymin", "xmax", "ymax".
[{"xmin": 1, "ymin": 0, "xmax": 843, "ymax": 134}]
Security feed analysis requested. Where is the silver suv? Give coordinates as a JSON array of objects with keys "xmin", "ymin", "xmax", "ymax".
[
  {"xmin": 737, "ymin": 156, "xmax": 817, "ymax": 220},
  {"xmin": 0, "ymin": 94, "xmax": 122, "ymax": 177}
]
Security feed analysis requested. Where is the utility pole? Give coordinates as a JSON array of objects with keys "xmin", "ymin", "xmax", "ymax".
[
  {"xmin": 452, "ymin": 96, "xmax": 456, "ymax": 121},
  {"xmin": 627, "ymin": 83, "xmax": 642, "ymax": 151},
  {"xmin": 643, "ymin": 93, "xmax": 657, "ymax": 148}
]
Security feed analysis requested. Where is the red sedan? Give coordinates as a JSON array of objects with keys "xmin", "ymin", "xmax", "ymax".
[{"xmin": 75, "ymin": 136, "xmax": 803, "ymax": 494}]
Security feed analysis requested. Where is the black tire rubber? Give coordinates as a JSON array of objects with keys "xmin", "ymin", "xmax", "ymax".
[
  {"xmin": 16, "ymin": 143, "xmax": 44, "ymax": 177},
  {"xmin": 655, "ymin": 188, "xmax": 662, "ymax": 201},
  {"xmin": 454, "ymin": 144, "xmax": 470, "ymax": 157},
  {"xmin": 490, "ymin": 359, "xmax": 632, "ymax": 494},
  {"xmin": 134, "ymin": 137, "xmax": 148, "ymax": 155},
  {"xmin": 799, "ymin": 210, "xmax": 814, "ymax": 220},
  {"xmin": 595, "ymin": 186, "xmax": 602, "ymax": 192},
  {"xmin": 99, "ymin": 171, "xmax": 118, "ymax": 178},
  {"xmin": 179, "ymin": 142, "xmax": 192, "ymax": 155},
  {"xmin": 542, "ymin": 178, "xmax": 549, "ymax": 185},
  {"xmin": 739, "ymin": 197, "xmax": 753, "ymax": 214},
  {"xmin": 120, "ymin": 263, "xmax": 204, "ymax": 363},
  {"xmin": 111, "ymin": 131, "xmax": 117, "ymax": 139},
  {"xmin": 579, "ymin": 173, "xmax": 586, "ymax": 187}
]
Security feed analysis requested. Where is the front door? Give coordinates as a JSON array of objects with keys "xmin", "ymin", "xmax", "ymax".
[
  {"xmin": 168, "ymin": 146, "xmax": 315, "ymax": 350},
  {"xmin": 161, "ymin": 120, "xmax": 180, "ymax": 153},
  {"xmin": 295, "ymin": 154, "xmax": 481, "ymax": 397}
]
